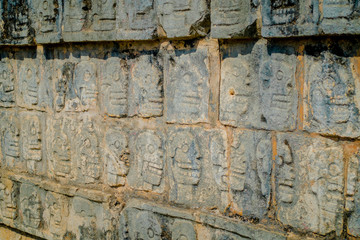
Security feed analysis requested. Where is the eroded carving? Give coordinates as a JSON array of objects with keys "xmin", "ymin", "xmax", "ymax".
[
  {"xmin": 33, "ymin": 0, "xmax": 59, "ymax": 33},
  {"xmin": 171, "ymin": 219, "xmax": 196, "ymax": 240},
  {"xmin": 20, "ymin": 184, "xmax": 41, "ymax": 229},
  {"xmin": 104, "ymin": 128, "xmax": 129, "ymax": 186},
  {"xmin": 0, "ymin": 59, "xmax": 15, "ymax": 106},
  {"xmin": 209, "ymin": 132, "xmax": 228, "ymax": 192},
  {"xmin": 125, "ymin": 0, "xmax": 156, "ymax": 31},
  {"xmin": 63, "ymin": 0, "xmax": 87, "ymax": 32},
  {"xmin": 44, "ymin": 192, "xmax": 68, "ymax": 238},
  {"xmin": 2, "ymin": 114, "xmax": 20, "ymax": 168},
  {"xmin": 93, "ymin": 0, "xmax": 116, "ymax": 31},
  {"xmin": 19, "ymin": 59, "xmax": 39, "ymax": 107},
  {"xmin": 133, "ymin": 211, "xmax": 161, "ymax": 240},
  {"xmin": 0, "ymin": 179, "xmax": 19, "ymax": 220},
  {"xmin": 54, "ymin": 62, "xmax": 74, "ymax": 112}
]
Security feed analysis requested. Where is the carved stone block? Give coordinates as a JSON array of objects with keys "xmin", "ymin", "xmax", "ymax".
[
  {"xmin": 0, "ymin": 111, "xmax": 20, "ymax": 169},
  {"xmin": 128, "ymin": 130, "xmax": 165, "ymax": 192},
  {"xmin": 0, "ymin": 179, "xmax": 19, "ymax": 221},
  {"xmin": 99, "ymin": 57, "xmax": 128, "ymax": 117},
  {"xmin": 20, "ymin": 111, "xmax": 45, "ymax": 175},
  {"xmin": 304, "ymin": 48, "xmax": 360, "ymax": 138},
  {"xmin": 0, "ymin": 58, "xmax": 15, "ymax": 107},
  {"xmin": 63, "ymin": 0, "xmax": 87, "ymax": 33},
  {"xmin": 103, "ymin": 127, "xmax": 129, "ymax": 187},
  {"xmin": 157, "ymin": 0, "xmax": 209, "ymax": 39},
  {"xmin": 19, "ymin": 183, "xmax": 42, "ymax": 230},
  {"xmin": 165, "ymin": 48, "xmax": 210, "ymax": 124},
  {"xmin": 211, "ymin": 0, "xmax": 259, "ymax": 39},
  {"xmin": 229, "ymin": 130, "xmax": 272, "ymax": 219},
  {"xmin": 128, "ymin": 54, "xmax": 163, "ymax": 117},
  {"xmin": 275, "ymin": 133, "xmax": 344, "ymax": 236}
]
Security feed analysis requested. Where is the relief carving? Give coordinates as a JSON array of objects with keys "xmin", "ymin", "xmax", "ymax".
[
  {"xmin": 19, "ymin": 59, "xmax": 39, "ymax": 107},
  {"xmin": 2, "ymin": 114, "xmax": 20, "ymax": 168},
  {"xmin": 63, "ymin": 0, "xmax": 87, "ymax": 32},
  {"xmin": 0, "ymin": 179, "xmax": 19, "ymax": 220},
  {"xmin": 54, "ymin": 62, "xmax": 74, "ymax": 112},
  {"xmin": 20, "ymin": 184, "xmax": 42, "ymax": 229},
  {"xmin": 93, "ymin": 0, "xmax": 116, "ymax": 31},
  {"xmin": 33, "ymin": 0, "xmax": 59, "ymax": 33},
  {"xmin": 44, "ymin": 192, "xmax": 68, "ymax": 239},
  {"xmin": 0, "ymin": 59, "xmax": 15, "ymax": 106},
  {"xmin": 125, "ymin": 0, "xmax": 156, "ymax": 31}
]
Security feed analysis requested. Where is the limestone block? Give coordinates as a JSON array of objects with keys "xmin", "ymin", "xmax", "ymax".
[
  {"xmin": 102, "ymin": 127, "xmax": 130, "ymax": 187},
  {"xmin": 303, "ymin": 47, "xmax": 360, "ymax": 138},
  {"xmin": 211, "ymin": 0, "xmax": 259, "ymax": 39},
  {"xmin": 275, "ymin": 133, "xmax": 344, "ymax": 236},
  {"xmin": 220, "ymin": 41, "xmax": 298, "ymax": 131},
  {"xmin": 29, "ymin": 0, "xmax": 62, "ymax": 43},
  {"xmin": 0, "ymin": 57, "xmax": 15, "ymax": 107},
  {"xmin": 0, "ymin": 111, "xmax": 20, "ymax": 170},
  {"xmin": 0, "ymin": 178, "xmax": 20, "ymax": 222},
  {"xmin": 157, "ymin": 0, "xmax": 210, "ymax": 39},
  {"xmin": 229, "ymin": 130, "xmax": 272, "ymax": 219},
  {"xmin": 165, "ymin": 47, "xmax": 210, "ymax": 124},
  {"xmin": 128, "ymin": 53, "xmax": 163, "ymax": 118},
  {"xmin": 19, "ymin": 183, "xmax": 43, "ymax": 230},
  {"xmin": 20, "ymin": 111, "xmax": 46, "ymax": 175},
  {"xmin": 127, "ymin": 130, "xmax": 165, "ymax": 192},
  {"xmin": 167, "ymin": 127, "xmax": 228, "ymax": 210},
  {"xmin": 99, "ymin": 57, "xmax": 129, "ymax": 118}
]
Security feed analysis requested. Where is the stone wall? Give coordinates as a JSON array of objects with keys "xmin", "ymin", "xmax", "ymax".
[{"xmin": 0, "ymin": 1, "xmax": 360, "ymax": 240}]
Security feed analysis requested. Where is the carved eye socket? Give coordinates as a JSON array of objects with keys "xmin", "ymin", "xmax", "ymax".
[
  {"xmin": 26, "ymin": 69, "xmax": 32, "ymax": 79},
  {"xmin": 147, "ymin": 144, "xmax": 155, "ymax": 154},
  {"xmin": 114, "ymin": 140, "xmax": 121, "ymax": 149},
  {"xmin": 43, "ymin": 1, "xmax": 48, "ymax": 10},
  {"xmin": 276, "ymin": 70, "xmax": 284, "ymax": 80},
  {"xmin": 262, "ymin": 78, "xmax": 270, "ymax": 88},
  {"xmin": 182, "ymin": 143, "xmax": 189, "ymax": 153},
  {"xmin": 147, "ymin": 227, "xmax": 155, "ymax": 238}
]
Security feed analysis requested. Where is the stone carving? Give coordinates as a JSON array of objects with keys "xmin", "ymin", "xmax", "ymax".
[
  {"xmin": 229, "ymin": 130, "xmax": 272, "ymax": 219},
  {"xmin": 21, "ymin": 113, "xmax": 43, "ymax": 173},
  {"xmin": 19, "ymin": 184, "xmax": 42, "ymax": 229},
  {"xmin": 1, "ymin": 113, "xmax": 20, "ymax": 169},
  {"xmin": 49, "ymin": 119, "xmax": 72, "ymax": 179},
  {"xmin": 220, "ymin": 57, "xmax": 257, "ymax": 127},
  {"xmin": 347, "ymin": 153, "xmax": 360, "ymax": 237},
  {"xmin": 63, "ymin": 0, "xmax": 87, "ymax": 33},
  {"xmin": 53, "ymin": 62, "xmax": 74, "ymax": 112},
  {"xmin": 166, "ymin": 49, "xmax": 209, "ymax": 123},
  {"xmin": 323, "ymin": 0, "xmax": 355, "ymax": 18},
  {"xmin": 5, "ymin": 1, "xmax": 31, "ymax": 43},
  {"xmin": 125, "ymin": 0, "xmax": 157, "ymax": 31},
  {"xmin": 157, "ymin": 0, "xmax": 209, "ymax": 38},
  {"xmin": 93, "ymin": 0, "xmax": 116, "ymax": 31},
  {"xmin": 0, "ymin": 179, "xmax": 19, "ymax": 220},
  {"xmin": 104, "ymin": 128, "xmax": 129, "ymax": 186},
  {"xmin": 259, "ymin": 50, "xmax": 297, "ymax": 130},
  {"xmin": 128, "ymin": 54, "xmax": 163, "ymax": 117},
  {"xmin": 67, "ymin": 60, "xmax": 97, "ymax": 111},
  {"xmin": 100, "ymin": 58, "xmax": 128, "ymax": 117},
  {"xmin": 305, "ymin": 50, "xmax": 360, "ymax": 138},
  {"xmin": 18, "ymin": 59, "xmax": 39, "ymax": 107},
  {"xmin": 168, "ymin": 130, "xmax": 202, "ymax": 204},
  {"xmin": 276, "ymin": 134, "xmax": 344, "ymax": 236},
  {"xmin": 75, "ymin": 119, "xmax": 100, "ymax": 183},
  {"xmin": 0, "ymin": 59, "xmax": 15, "ymax": 107},
  {"xmin": 171, "ymin": 219, "xmax": 196, "ymax": 240},
  {"xmin": 211, "ymin": 0, "xmax": 258, "ymax": 38},
  {"xmin": 44, "ymin": 192, "xmax": 68, "ymax": 239},
  {"xmin": 133, "ymin": 131, "xmax": 164, "ymax": 191}
]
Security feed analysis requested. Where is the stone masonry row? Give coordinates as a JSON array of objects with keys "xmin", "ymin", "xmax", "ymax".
[
  {"xmin": 0, "ymin": 0, "xmax": 360, "ymax": 45},
  {"xmin": 1, "ymin": 38, "xmax": 360, "ymax": 239}
]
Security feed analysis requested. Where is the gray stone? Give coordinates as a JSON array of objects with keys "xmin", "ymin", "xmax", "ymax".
[
  {"xmin": 29, "ymin": 0, "xmax": 62, "ymax": 43},
  {"xmin": 127, "ymin": 130, "xmax": 165, "ymax": 192},
  {"xmin": 275, "ymin": 133, "xmax": 344, "ymax": 236},
  {"xmin": 157, "ymin": 0, "xmax": 209, "ymax": 39},
  {"xmin": 128, "ymin": 54, "xmax": 163, "ymax": 117},
  {"xmin": 103, "ymin": 127, "xmax": 129, "ymax": 187},
  {"xmin": 165, "ymin": 48, "xmax": 210, "ymax": 124},
  {"xmin": 0, "ymin": 178, "xmax": 19, "ymax": 221},
  {"xmin": 19, "ymin": 183, "xmax": 42, "ymax": 230},
  {"xmin": 304, "ymin": 48, "xmax": 360, "ymax": 138},
  {"xmin": 0, "ymin": 58, "xmax": 15, "ymax": 107},
  {"xmin": 99, "ymin": 57, "xmax": 128, "ymax": 117},
  {"xmin": 0, "ymin": 111, "xmax": 20, "ymax": 170},
  {"xmin": 229, "ymin": 130, "xmax": 272, "ymax": 219},
  {"xmin": 20, "ymin": 111, "xmax": 46, "ymax": 175},
  {"xmin": 211, "ymin": 0, "xmax": 259, "ymax": 39}
]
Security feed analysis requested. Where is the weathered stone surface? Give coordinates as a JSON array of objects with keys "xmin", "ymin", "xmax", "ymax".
[
  {"xmin": 0, "ymin": 111, "xmax": 20, "ymax": 170},
  {"xmin": 220, "ymin": 41, "xmax": 298, "ymax": 131},
  {"xmin": 0, "ymin": 178, "xmax": 19, "ymax": 222},
  {"xmin": 275, "ymin": 133, "xmax": 344, "ymax": 236},
  {"xmin": 157, "ymin": 0, "xmax": 210, "ymax": 39},
  {"xmin": 304, "ymin": 45, "xmax": 360, "ymax": 138},
  {"xmin": 229, "ymin": 130, "xmax": 272, "ymax": 219},
  {"xmin": 128, "ymin": 130, "xmax": 165, "ymax": 192},
  {"xmin": 211, "ymin": 0, "xmax": 259, "ymax": 39},
  {"xmin": 19, "ymin": 183, "xmax": 43, "ymax": 230},
  {"xmin": 0, "ymin": 57, "xmax": 15, "ymax": 107},
  {"xmin": 165, "ymin": 47, "xmax": 210, "ymax": 124}
]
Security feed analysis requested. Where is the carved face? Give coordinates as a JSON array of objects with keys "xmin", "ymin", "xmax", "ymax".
[
  {"xmin": 4, "ymin": 122, "xmax": 20, "ymax": 159},
  {"xmin": 277, "ymin": 140, "xmax": 295, "ymax": 203},
  {"xmin": 0, "ymin": 61, "xmax": 14, "ymax": 102},
  {"xmin": 136, "ymin": 132, "xmax": 164, "ymax": 186},
  {"xmin": 213, "ymin": 0, "xmax": 242, "ymax": 26},
  {"xmin": 0, "ymin": 180, "xmax": 19, "ymax": 220},
  {"xmin": 270, "ymin": 0, "xmax": 298, "ymax": 24},
  {"xmin": 46, "ymin": 193, "xmax": 64, "ymax": 234},
  {"xmin": 134, "ymin": 211, "xmax": 161, "ymax": 240},
  {"xmin": 52, "ymin": 130, "xmax": 71, "ymax": 177},
  {"xmin": 210, "ymin": 134, "xmax": 228, "ymax": 191},
  {"xmin": 21, "ymin": 190, "xmax": 41, "ymax": 228},
  {"xmin": 129, "ymin": 0, "xmax": 155, "ymax": 30},
  {"xmin": 170, "ymin": 131, "xmax": 201, "ymax": 185},
  {"xmin": 105, "ymin": 130, "xmax": 130, "ymax": 176},
  {"xmin": 221, "ymin": 58, "xmax": 255, "ymax": 120},
  {"xmin": 230, "ymin": 140, "xmax": 246, "ymax": 191},
  {"xmin": 23, "ymin": 116, "xmax": 42, "ymax": 161},
  {"xmin": 74, "ymin": 62, "xmax": 97, "ymax": 106},
  {"xmin": 20, "ymin": 62, "xmax": 38, "ymax": 105},
  {"xmin": 38, "ymin": 0, "xmax": 56, "ymax": 33},
  {"xmin": 311, "ymin": 57, "xmax": 353, "ymax": 124},
  {"xmin": 260, "ymin": 59, "xmax": 295, "ymax": 125},
  {"xmin": 256, "ymin": 139, "xmax": 272, "ymax": 196}
]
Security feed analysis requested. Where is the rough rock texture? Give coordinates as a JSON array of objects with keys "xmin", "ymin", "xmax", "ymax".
[{"xmin": 0, "ymin": 1, "xmax": 360, "ymax": 240}]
